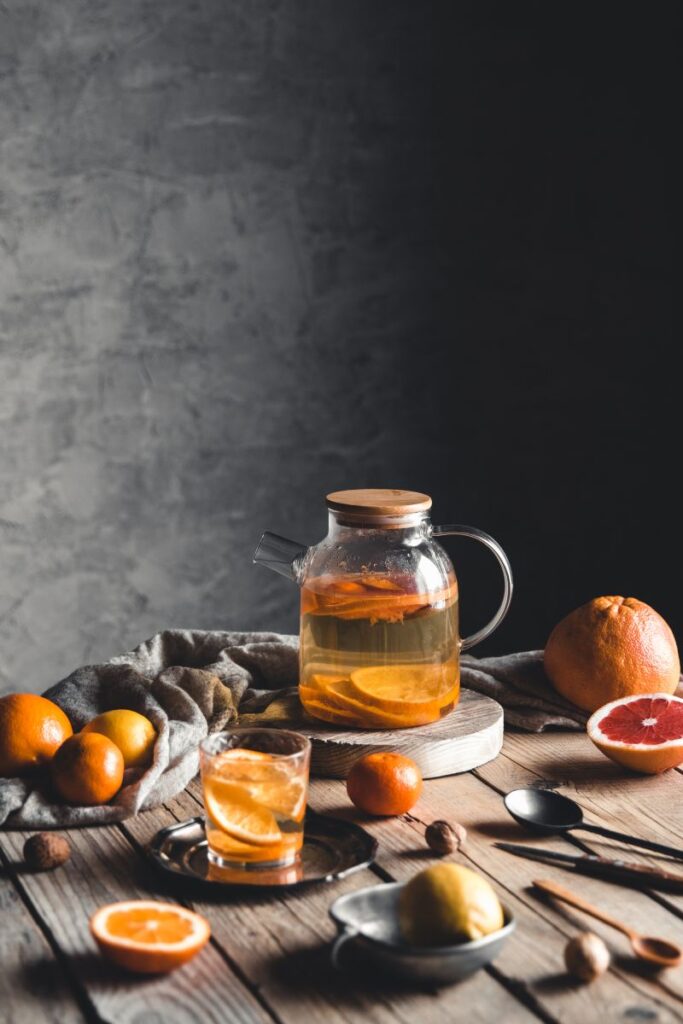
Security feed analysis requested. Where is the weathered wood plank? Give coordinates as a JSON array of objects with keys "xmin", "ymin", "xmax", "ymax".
[
  {"xmin": 0, "ymin": 826, "xmax": 275, "ymax": 1024},
  {"xmin": 0, "ymin": 863, "xmax": 87, "ymax": 1024},
  {"xmin": 123, "ymin": 786, "xmax": 537, "ymax": 1024},
  {"xmin": 310, "ymin": 773, "xmax": 683, "ymax": 1022},
  {"xmin": 477, "ymin": 732, "xmax": 683, "ymax": 915}
]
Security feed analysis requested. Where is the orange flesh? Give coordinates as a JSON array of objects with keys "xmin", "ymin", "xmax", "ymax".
[
  {"xmin": 300, "ymin": 572, "xmax": 459, "ymax": 728},
  {"xmin": 106, "ymin": 908, "xmax": 194, "ymax": 944}
]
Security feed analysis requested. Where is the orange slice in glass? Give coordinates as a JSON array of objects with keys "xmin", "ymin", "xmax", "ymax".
[
  {"xmin": 90, "ymin": 900, "xmax": 210, "ymax": 974},
  {"xmin": 203, "ymin": 777, "xmax": 282, "ymax": 845},
  {"xmin": 205, "ymin": 828, "xmax": 299, "ymax": 863}
]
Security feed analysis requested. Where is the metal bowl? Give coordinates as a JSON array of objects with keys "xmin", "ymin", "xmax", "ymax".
[{"xmin": 329, "ymin": 881, "xmax": 515, "ymax": 985}]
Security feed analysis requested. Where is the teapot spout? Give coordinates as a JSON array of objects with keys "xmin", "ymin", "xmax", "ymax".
[{"xmin": 253, "ymin": 531, "xmax": 308, "ymax": 583}]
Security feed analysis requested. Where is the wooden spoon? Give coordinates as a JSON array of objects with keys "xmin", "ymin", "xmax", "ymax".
[{"xmin": 533, "ymin": 878, "xmax": 682, "ymax": 968}]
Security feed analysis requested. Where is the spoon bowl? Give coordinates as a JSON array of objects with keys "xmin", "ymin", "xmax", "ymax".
[
  {"xmin": 504, "ymin": 788, "xmax": 683, "ymax": 861},
  {"xmin": 504, "ymin": 788, "xmax": 584, "ymax": 833},
  {"xmin": 534, "ymin": 879, "xmax": 683, "ymax": 970},
  {"xmin": 631, "ymin": 935, "xmax": 683, "ymax": 967}
]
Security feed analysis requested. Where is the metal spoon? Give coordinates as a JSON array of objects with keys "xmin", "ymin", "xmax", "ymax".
[
  {"xmin": 534, "ymin": 878, "xmax": 683, "ymax": 967},
  {"xmin": 505, "ymin": 788, "xmax": 683, "ymax": 862}
]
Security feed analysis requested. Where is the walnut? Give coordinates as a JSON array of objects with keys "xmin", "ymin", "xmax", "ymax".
[
  {"xmin": 564, "ymin": 932, "xmax": 610, "ymax": 982},
  {"xmin": 425, "ymin": 819, "xmax": 467, "ymax": 855},
  {"xmin": 23, "ymin": 832, "xmax": 71, "ymax": 871}
]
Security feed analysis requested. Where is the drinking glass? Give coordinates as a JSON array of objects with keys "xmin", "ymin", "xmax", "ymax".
[{"xmin": 199, "ymin": 728, "xmax": 310, "ymax": 869}]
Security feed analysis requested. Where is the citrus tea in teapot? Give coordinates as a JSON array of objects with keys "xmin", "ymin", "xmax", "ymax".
[{"xmin": 255, "ymin": 489, "xmax": 512, "ymax": 729}]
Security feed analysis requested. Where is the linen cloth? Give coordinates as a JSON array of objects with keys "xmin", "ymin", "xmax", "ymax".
[{"xmin": 0, "ymin": 631, "xmax": 583, "ymax": 829}]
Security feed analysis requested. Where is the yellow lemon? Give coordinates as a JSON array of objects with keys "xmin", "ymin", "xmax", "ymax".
[
  {"xmin": 399, "ymin": 863, "xmax": 504, "ymax": 946},
  {"xmin": 82, "ymin": 709, "xmax": 156, "ymax": 768}
]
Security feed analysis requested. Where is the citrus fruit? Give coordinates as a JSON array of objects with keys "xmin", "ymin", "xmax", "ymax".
[
  {"xmin": 399, "ymin": 863, "xmax": 504, "ymax": 946},
  {"xmin": 82, "ymin": 709, "xmax": 156, "ymax": 768},
  {"xmin": 303, "ymin": 680, "xmax": 421, "ymax": 727},
  {"xmin": 90, "ymin": 900, "xmax": 210, "ymax": 974},
  {"xmin": 203, "ymin": 777, "xmax": 282, "ymax": 845},
  {"xmin": 350, "ymin": 664, "xmax": 455, "ymax": 716},
  {"xmin": 346, "ymin": 751, "xmax": 422, "ymax": 815},
  {"xmin": 52, "ymin": 733, "xmax": 124, "ymax": 805},
  {"xmin": 208, "ymin": 749, "xmax": 306, "ymax": 820},
  {"xmin": 0, "ymin": 694, "xmax": 73, "ymax": 777},
  {"xmin": 587, "ymin": 693, "xmax": 683, "ymax": 773},
  {"xmin": 544, "ymin": 596, "xmax": 680, "ymax": 712}
]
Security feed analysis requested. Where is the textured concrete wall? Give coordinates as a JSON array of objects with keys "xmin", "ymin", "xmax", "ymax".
[
  {"xmin": 2, "ymin": 3, "xmax": 680, "ymax": 694},
  {"xmin": 1, "ymin": 1, "xmax": 446, "ymax": 691}
]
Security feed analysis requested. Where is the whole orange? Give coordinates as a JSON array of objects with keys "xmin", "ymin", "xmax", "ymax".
[
  {"xmin": 52, "ymin": 733, "xmax": 124, "ymax": 805},
  {"xmin": 544, "ymin": 596, "xmax": 680, "ymax": 713},
  {"xmin": 346, "ymin": 751, "xmax": 422, "ymax": 816},
  {"xmin": 82, "ymin": 709, "xmax": 156, "ymax": 768},
  {"xmin": 0, "ymin": 694, "xmax": 73, "ymax": 777}
]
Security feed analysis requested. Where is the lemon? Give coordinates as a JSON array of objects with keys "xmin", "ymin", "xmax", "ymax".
[
  {"xmin": 399, "ymin": 863, "xmax": 504, "ymax": 946},
  {"xmin": 82, "ymin": 709, "xmax": 157, "ymax": 768}
]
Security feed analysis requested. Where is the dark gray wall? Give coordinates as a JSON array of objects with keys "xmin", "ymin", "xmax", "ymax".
[
  {"xmin": 2, "ymin": 2, "xmax": 680, "ymax": 693},
  {"xmin": 1, "ymin": 2, "xmax": 448, "ymax": 691}
]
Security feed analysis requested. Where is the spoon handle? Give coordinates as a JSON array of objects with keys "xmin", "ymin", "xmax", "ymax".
[
  {"xmin": 532, "ymin": 878, "xmax": 632, "ymax": 938},
  {"xmin": 580, "ymin": 822, "xmax": 683, "ymax": 862}
]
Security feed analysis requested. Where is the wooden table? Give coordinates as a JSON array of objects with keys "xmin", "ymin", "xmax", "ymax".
[{"xmin": 1, "ymin": 731, "xmax": 682, "ymax": 1023}]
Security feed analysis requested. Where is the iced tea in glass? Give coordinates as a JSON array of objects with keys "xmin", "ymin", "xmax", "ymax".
[{"xmin": 200, "ymin": 728, "xmax": 310, "ymax": 869}]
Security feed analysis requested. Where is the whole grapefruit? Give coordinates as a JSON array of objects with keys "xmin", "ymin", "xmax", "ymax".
[
  {"xmin": 544, "ymin": 596, "xmax": 680, "ymax": 713},
  {"xmin": 0, "ymin": 694, "xmax": 73, "ymax": 777}
]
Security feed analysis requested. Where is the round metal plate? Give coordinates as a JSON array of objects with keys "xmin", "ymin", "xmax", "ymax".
[{"xmin": 147, "ymin": 812, "xmax": 377, "ymax": 890}]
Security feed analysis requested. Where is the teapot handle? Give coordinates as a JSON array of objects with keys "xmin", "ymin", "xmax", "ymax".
[{"xmin": 431, "ymin": 524, "xmax": 513, "ymax": 652}]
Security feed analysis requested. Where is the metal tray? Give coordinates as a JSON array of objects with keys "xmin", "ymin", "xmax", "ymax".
[{"xmin": 147, "ymin": 813, "xmax": 377, "ymax": 890}]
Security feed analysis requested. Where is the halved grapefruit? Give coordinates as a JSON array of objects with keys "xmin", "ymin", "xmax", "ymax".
[{"xmin": 587, "ymin": 693, "xmax": 683, "ymax": 773}]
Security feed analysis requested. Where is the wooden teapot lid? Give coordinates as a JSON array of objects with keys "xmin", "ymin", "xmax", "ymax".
[{"xmin": 326, "ymin": 489, "xmax": 432, "ymax": 516}]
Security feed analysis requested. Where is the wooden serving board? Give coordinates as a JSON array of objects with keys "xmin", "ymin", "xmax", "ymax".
[{"xmin": 240, "ymin": 688, "xmax": 504, "ymax": 779}]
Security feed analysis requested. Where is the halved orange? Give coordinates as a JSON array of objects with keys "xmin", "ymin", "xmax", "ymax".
[
  {"xmin": 90, "ymin": 900, "xmax": 210, "ymax": 974},
  {"xmin": 203, "ymin": 777, "xmax": 282, "ymax": 845}
]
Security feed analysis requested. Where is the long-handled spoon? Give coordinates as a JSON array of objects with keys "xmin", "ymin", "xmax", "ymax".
[
  {"xmin": 533, "ymin": 878, "xmax": 683, "ymax": 967},
  {"xmin": 505, "ymin": 788, "xmax": 683, "ymax": 862}
]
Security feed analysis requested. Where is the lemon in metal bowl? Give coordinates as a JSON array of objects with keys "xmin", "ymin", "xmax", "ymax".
[{"xmin": 399, "ymin": 863, "xmax": 504, "ymax": 946}]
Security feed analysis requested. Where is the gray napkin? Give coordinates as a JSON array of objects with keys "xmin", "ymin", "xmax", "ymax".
[
  {"xmin": 461, "ymin": 651, "xmax": 587, "ymax": 731},
  {"xmin": 0, "ymin": 630, "xmax": 298, "ymax": 829},
  {"xmin": 0, "ymin": 631, "xmax": 581, "ymax": 829}
]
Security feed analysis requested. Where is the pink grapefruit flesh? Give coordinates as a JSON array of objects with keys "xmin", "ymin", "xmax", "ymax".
[{"xmin": 587, "ymin": 692, "xmax": 683, "ymax": 774}]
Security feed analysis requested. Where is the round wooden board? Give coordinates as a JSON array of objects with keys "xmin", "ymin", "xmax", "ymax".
[{"xmin": 240, "ymin": 688, "xmax": 504, "ymax": 779}]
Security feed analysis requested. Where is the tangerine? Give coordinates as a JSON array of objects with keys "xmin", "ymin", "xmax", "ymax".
[
  {"xmin": 0, "ymin": 694, "xmax": 73, "ymax": 777},
  {"xmin": 52, "ymin": 733, "xmax": 124, "ymax": 805},
  {"xmin": 544, "ymin": 596, "xmax": 680, "ymax": 713},
  {"xmin": 346, "ymin": 751, "xmax": 422, "ymax": 816}
]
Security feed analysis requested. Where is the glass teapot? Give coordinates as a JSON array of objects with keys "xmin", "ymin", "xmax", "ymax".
[{"xmin": 254, "ymin": 489, "xmax": 513, "ymax": 729}]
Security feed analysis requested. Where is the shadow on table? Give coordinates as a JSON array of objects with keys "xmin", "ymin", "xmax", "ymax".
[
  {"xmin": 472, "ymin": 820, "xmax": 528, "ymax": 842},
  {"xmin": 269, "ymin": 941, "xmax": 447, "ymax": 998},
  {"xmin": 533, "ymin": 971, "xmax": 587, "ymax": 994},
  {"xmin": 16, "ymin": 956, "xmax": 83, "ymax": 999}
]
